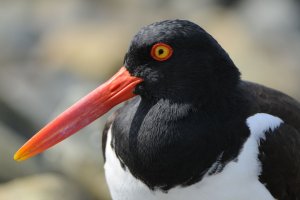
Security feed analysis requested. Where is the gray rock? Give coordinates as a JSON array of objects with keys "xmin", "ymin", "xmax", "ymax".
[
  {"xmin": 0, "ymin": 173, "xmax": 93, "ymax": 200},
  {"xmin": 0, "ymin": 64, "xmax": 93, "ymax": 130},
  {"xmin": 0, "ymin": 122, "xmax": 43, "ymax": 182}
]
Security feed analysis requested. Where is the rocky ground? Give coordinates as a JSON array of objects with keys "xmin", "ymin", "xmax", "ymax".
[{"xmin": 0, "ymin": 0, "xmax": 299, "ymax": 199}]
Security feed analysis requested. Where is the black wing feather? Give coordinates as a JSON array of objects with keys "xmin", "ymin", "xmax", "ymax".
[
  {"xmin": 240, "ymin": 81, "xmax": 300, "ymax": 131},
  {"xmin": 240, "ymin": 81, "xmax": 300, "ymax": 199},
  {"xmin": 259, "ymin": 123, "xmax": 300, "ymax": 199}
]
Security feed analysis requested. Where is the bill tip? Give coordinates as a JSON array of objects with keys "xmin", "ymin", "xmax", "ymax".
[{"xmin": 14, "ymin": 152, "xmax": 27, "ymax": 162}]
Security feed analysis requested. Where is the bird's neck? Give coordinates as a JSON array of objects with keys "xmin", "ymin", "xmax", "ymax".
[{"xmin": 112, "ymin": 89, "xmax": 250, "ymax": 190}]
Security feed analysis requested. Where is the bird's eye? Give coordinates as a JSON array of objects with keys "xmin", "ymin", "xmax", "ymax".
[{"xmin": 150, "ymin": 43, "xmax": 173, "ymax": 61}]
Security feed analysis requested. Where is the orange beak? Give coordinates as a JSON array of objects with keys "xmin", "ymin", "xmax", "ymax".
[{"xmin": 14, "ymin": 67, "xmax": 142, "ymax": 161}]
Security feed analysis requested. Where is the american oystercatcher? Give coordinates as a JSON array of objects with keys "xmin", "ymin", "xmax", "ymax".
[{"xmin": 14, "ymin": 20, "xmax": 300, "ymax": 200}]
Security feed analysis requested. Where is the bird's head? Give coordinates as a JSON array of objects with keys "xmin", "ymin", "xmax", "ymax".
[
  {"xmin": 126, "ymin": 20, "xmax": 240, "ymax": 103},
  {"xmin": 14, "ymin": 20, "xmax": 240, "ymax": 161}
]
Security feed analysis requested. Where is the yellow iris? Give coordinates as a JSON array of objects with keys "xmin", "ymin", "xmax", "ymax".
[
  {"xmin": 151, "ymin": 43, "xmax": 173, "ymax": 61},
  {"xmin": 154, "ymin": 46, "xmax": 170, "ymax": 59}
]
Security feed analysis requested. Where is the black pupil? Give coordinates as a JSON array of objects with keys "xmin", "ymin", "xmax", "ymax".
[{"xmin": 158, "ymin": 49, "xmax": 164, "ymax": 55}]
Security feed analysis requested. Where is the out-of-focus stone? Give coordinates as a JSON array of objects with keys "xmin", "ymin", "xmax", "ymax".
[
  {"xmin": 0, "ymin": 173, "xmax": 93, "ymax": 200},
  {"xmin": 0, "ymin": 122, "xmax": 43, "ymax": 182},
  {"xmin": 38, "ymin": 23, "xmax": 130, "ymax": 81},
  {"xmin": 237, "ymin": 0, "xmax": 300, "ymax": 99},
  {"xmin": 239, "ymin": 0, "xmax": 298, "ymax": 38},
  {"xmin": 0, "ymin": 64, "xmax": 95, "ymax": 130},
  {"xmin": 0, "ymin": 1, "xmax": 41, "ymax": 63},
  {"xmin": 0, "ymin": 98, "xmax": 36, "ymax": 138}
]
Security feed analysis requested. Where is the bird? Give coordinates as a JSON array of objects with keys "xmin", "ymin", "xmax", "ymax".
[{"xmin": 14, "ymin": 19, "xmax": 300, "ymax": 200}]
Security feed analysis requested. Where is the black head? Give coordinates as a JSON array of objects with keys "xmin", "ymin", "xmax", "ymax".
[{"xmin": 125, "ymin": 19, "xmax": 240, "ymax": 104}]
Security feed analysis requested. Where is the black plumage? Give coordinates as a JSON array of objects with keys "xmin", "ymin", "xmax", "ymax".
[{"xmin": 102, "ymin": 20, "xmax": 300, "ymax": 198}]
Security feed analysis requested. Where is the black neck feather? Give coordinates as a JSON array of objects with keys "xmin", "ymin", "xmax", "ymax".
[{"xmin": 111, "ymin": 88, "xmax": 251, "ymax": 190}]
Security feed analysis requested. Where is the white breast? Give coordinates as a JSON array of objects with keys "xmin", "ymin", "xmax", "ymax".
[{"xmin": 104, "ymin": 113, "xmax": 282, "ymax": 200}]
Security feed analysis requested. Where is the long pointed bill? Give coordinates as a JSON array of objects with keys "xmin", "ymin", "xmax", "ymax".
[{"xmin": 14, "ymin": 67, "xmax": 142, "ymax": 161}]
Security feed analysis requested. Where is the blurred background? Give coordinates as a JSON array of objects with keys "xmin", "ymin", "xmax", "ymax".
[{"xmin": 0, "ymin": 0, "xmax": 299, "ymax": 199}]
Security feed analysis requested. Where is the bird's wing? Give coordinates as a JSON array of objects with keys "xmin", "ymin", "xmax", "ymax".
[
  {"xmin": 240, "ymin": 81, "xmax": 300, "ymax": 132},
  {"xmin": 259, "ymin": 123, "xmax": 300, "ymax": 199},
  {"xmin": 240, "ymin": 81, "xmax": 300, "ymax": 199}
]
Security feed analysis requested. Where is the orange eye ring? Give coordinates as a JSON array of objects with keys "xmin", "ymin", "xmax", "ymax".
[{"xmin": 150, "ymin": 43, "xmax": 173, "ymax": 61}]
